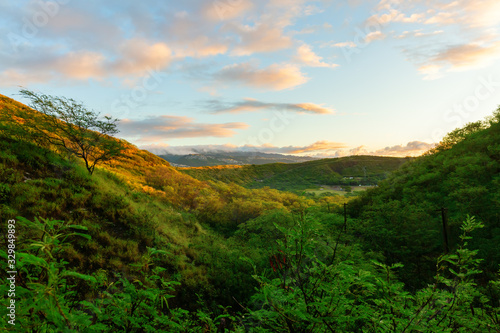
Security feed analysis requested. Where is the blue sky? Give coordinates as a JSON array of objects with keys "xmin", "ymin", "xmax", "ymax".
[{"xmin": 1, "ymin": 0, "xmax": 500, "ymax": 157}]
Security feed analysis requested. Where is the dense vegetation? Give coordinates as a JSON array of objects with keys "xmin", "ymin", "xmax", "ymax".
[
  {"xmin": 180, "ymin": 155, "xmax": 409, "ymax": 192},
  {"xmin": 160, "ymin": 152, "xmax": 315, "ymax": 167},
  {"xmin": 349, "ymin": 113, "xmax": 500, "ymax": 290},
  {"xmin": 0, "ymin": 93, "xmax": 499, "ymax": 332}
]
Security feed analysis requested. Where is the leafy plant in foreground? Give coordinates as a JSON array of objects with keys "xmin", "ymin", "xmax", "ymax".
[{"xmin": 242, "ymin": 215, "xmax": 500, "ymax": 332}]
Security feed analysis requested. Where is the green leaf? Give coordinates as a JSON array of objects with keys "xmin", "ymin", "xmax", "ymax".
[
  {"xmin": 72, "ymin": 232, "xmax": 92, "ymax": 240},
  {"xmin": 18, "ymin": 252, "xmax": 49, "ymax": 268},
  {"xmin": 61, "ymin": 270, "xmax": 97, "ymax": 284}
]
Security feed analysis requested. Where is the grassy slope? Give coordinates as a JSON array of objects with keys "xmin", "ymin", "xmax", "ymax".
[
  {"xmin": 180, "ymin": 155, "xmax": 410, "ymax": 191},
  {"xmin": 0, "ymin": 93, "xmax": 306, "ymax": 307}
]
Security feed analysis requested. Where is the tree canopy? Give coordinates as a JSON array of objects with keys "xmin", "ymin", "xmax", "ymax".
[{"xmin": 17, "ymin": 89, "xmax": 124, "ymax": 174}]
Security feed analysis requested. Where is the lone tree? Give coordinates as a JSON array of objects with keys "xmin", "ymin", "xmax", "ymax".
[{"xmin": 19, "ymin": 89, "xmax": 124, "ymax": 175}]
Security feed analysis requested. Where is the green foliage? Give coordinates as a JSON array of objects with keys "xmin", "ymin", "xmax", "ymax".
[
  {"xmin": 242, "ymin": 215, "xmax": 500, "ymax": 332},
  {"xmin": 1, "ymin": 93, "xmax": 500, "ymax": 331},
  {"xmin": 350, "ymin": 113, "xmax": 500, "ymax": 289}
]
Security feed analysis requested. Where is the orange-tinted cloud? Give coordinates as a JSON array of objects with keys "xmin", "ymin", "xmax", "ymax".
[
  {"xmin": 418, "ymin": 41, "xmax": 500, "ymax": 79},
  {"xmin": 372, "ymin": 141, "xmax": 435, "ymax": 156},
  {"xmin": 425, "ymin": 0, "xmax": 500, "ymax": 28},
  {"xmin": 0, "ymin": 50, "xmax": 108, "ymax": 84},
  {"xmin": 323, "ymin": 41, "xmax": 357, "ymax": 48},
  {"xmin": 215, "ymin": 62, "xmax": 308, "ymax": 90},
  {"xmin": 229, "ymin": 23, "xmax": 293, "ymax": 56},
  {"xmin": 142, "ymin": 140, "xmax": 434, "ymax": 158},
  {"xmin": 0, "ymin": 69, "xmax": 51, "ymax": 87},
  {"xmin": 118, "ymin": 116, "xmax": 249, "ymax": 143},
  {"xmin": 315, "ymin": 141, "xmax": 435, "ymax": 158},
  {"xmin": 143, "ymin": 141, "xmax": 347, "ymax": 155},
  {"xmin": 432, "ymin": 42, "xmax": 500, "ymax": 70},
  {"xmin": 294, "ymin": 44, "xmax": 338, "ymax": 68},
  {"xmin": 289, "ymin": 140, "xmax": 347, "ymax": 154},
  {"xmin": 395, "ymin": 29, "xmax": 443, "ymax": 39},
  {"xmin": 0, "ymin": 39, "xmax": 174, "ymax": 84},
  {"xmin": 367, "ymin": 8, "xmax": 425, "ymax": 25},
  {"xmin": 171, "ymin": 36, "xmax": 228, "ymax": 58},
  {"xmin": 364, "ymin": 31, "xmax": 386, "ymax": 43},
  {"xmin": 203, "ymin": 0, "xmax": 254, "ymax": 21},
  {"xmin": 207, "ymin": 99, "xmax": 334, "ymax": 114},
  {"xmin": 112, "ymin": 39, "xmax": 172, "ymax": 76},
  {"xmin": 418, "ymin": 64, "xmax": 443, "ymax": 80},
  {"xmin": 56, "ymin": 51, "xmax": 106, "ymax": 79}
]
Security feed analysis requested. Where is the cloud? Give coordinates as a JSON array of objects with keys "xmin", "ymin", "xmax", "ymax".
[
  {"xmin": 0, "ymin": 0, "xmax": 326, "ymax": 88},
  {"xmin": 367, "ymin": 8, "xmax": 425, "ymax": 25},
  {"xmin": 348, "ymin": 145, "xmax": 368, "ymax": 156},
  {"xmin": 142, "ymin": 140, "xmax": 434, "ymax": 158},
  {"xmin": 142, "ymin": 140, "xmax": 347, "ymax": 156},
  {"xmin": 424, "ymin": 11, "xmax": 456, "ymax": 25},
  {"xmin": 294, "ymin": 44, "xmax": 338, "ymax": 68},
  {"xmin": 118, "ymin": 115, "xmax": 249, "ymax": 143},
  {"xmin": 214, "ymin": 62, "xmax": 309, "ymax": 90},
  {"xmin": 366, "ymin": 0, "xmax": 500, "ymax": 80},
  {"xmin": 322, "ymin": 41, "xmax": 357, "ymax": 48},
  {"xmin": 228, "ymin": 23, "xmax": 293, "ymax": 56},
  {"xmin": 262, "ymin": 0, "xmax": 313, "ymax": 28},
  {"xmin": 395, "ymin": 29, "xmax": 444, "ymax": 39},
  {"xmin": 315, "ymin": 141, "xmax": 435, "ymax": 158},
  {"xmin": 206, "ymin": 99, "xmax": 334, "ymax": 114},
  {"xmin": 372, "ymin": 141, "xmax": 435, "ymax": 156},
  {"xmin": 203, "ymin": 0, "xmax": 254, "ymax": 21},
  {"xmin": 55, "ymin": 51, "xmax": 106, "ymax": 80},
  {"xmin": 111, "ymin": 39, "xmax": 172, "ymax": 76},
  {"xmin": 288, "ymin": 141, "xmax": 347, "ymax": 154},
  {"xmin": 293, "ymin": 22, "xmax": 333, "ymax": 35},
  {"xmin": 432, "ymin": 42, "xmax": 500, "ymax": 71},
  {"xmin": 417, "ymin": 41, "xmax": 500, "ymax": 80},
  {"xmin": 0, "ymin": 48, "xmax": 108, "ymax": 85},
  {"xmin": 171, "ymin": 36, "xmax": 229, "ymax": 58},
  {"xmin": 364, "ymin": 31, "xmax": 386, "ymax": 43},
  {"xmin": 424, "ymin": 0, "xmax": 500, "ymax": 28},
  {"xmin": 143, "ymin": 143, "xmax": 239, "ymax": 155},
  {"xmin": 0, "ymin": 69, "xmax": 51, "ymax": 87},
  {"xmin": 0, "ymin": 38, "xmax": 175, "ymax": 85},
  {"xmin": 418, "ymin": 64, "xmax": 443, "ymax": 80}
]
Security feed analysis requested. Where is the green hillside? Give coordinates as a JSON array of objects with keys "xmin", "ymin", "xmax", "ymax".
[
  {"xmin": 0, "ymin": 92, "xmax": 499, "ymax": 332},
  {"xmin": 349, "ymin": 112, "xmax": 500, "ymax": 289},
  {"xmin": 0, "ymin": 93, "xmax": 308, "ymax": 329},
  {"xmin": 180, "ymin": 155, "xmax": 410, "ymax": 191},
  {"xmin": 160, "ymin": 152, "xmax": 316, "ymax": 167}
]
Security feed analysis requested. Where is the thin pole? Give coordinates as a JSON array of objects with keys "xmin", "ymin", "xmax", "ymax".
[
  {"xmin": 440, "ymin": 207, "xmax": 449, "ymax": 253},
  {"xmin": 343, "ymin": 203, "xmax": 347, "ymax": 231}
]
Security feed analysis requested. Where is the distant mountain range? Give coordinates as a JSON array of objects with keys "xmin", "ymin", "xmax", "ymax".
[{"xmin": 157, "ymin": 151, "xmax": 318, "ymax": 167}]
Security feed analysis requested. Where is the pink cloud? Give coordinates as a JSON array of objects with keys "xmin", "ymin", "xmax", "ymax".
[
  {"xmin": 229, "ymin": 23, "xmax": 293, "ymax": 56},
  {"xmin": 207, "ymin": 99, "xmax": 334, "ymax": 114},
  {"xmin": 118, "ymin": 115, "xmax": 249, "ymax": 143},
  {"xmin": 215, "ymin": 62, "xmax": 309, "ymax": 90},
  {"xmin": 294, "ymin": 44, "xmax": 338, "ymax": 68}
]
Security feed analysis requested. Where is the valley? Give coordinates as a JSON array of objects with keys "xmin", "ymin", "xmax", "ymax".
[{"xmin": 1, "ymin": 93, "xmax": 499, "ymax": 331}]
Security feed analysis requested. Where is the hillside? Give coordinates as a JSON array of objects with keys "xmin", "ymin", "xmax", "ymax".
[
  {"xmin": 349, "ymin": 112, "xmax": 500, "ymax": 289},
  {"xmin": 1, "ymin": 92, "xmax": 499, "ymax": 332},
  {"xmin": 0, "ymin": 93, "xmax": 310, "ymax": 328},
  {"xmin": 180, "ymin": 155, "xmax": 409, "ymax": 191},
  {"xmin": 158, "ymin": 151, "xmax": 317, "ymax": 167}
]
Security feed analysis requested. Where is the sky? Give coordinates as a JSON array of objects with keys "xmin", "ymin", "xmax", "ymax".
[{"xmin": 1, "ymin": 0, "xmax": 500, "ymax": 157}]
